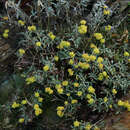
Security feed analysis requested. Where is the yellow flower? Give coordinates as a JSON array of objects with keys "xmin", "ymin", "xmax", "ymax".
[
  {"xmin": 66, "ymin": 93, "xmax": 70, "ymax": 96},
  {"xmin": 97, "ymin": 57, "xmax": 103, "ymax": 63},
  {"xmin": 26, "ymin": 76, "xmax": 36, "ymax": 84},
  {"xmin": 77, "ymin": 91, "xmax": 82, "ymax": 96},
  {"xmin": 98, "ymin": 63, "xmax": 103, "ymax": 70},
  {"xmin": 57, "ymin": 88, "xmax": 63, "ymax": 94},
  {"xmin": 124, "ymin": 51, "xmax": 129, "ymax": 57},
  {"xmin": 94, "ymin": 33, "xmax": 103, "ymax": 40},
  {"xmin": 43, "ymin": 65, "xmax": 49, "ymax": 71},
  {"xmin": 4, "ymin": 29, "xmax": 9, "ymax": 33},
  {"xmin": 57, "ymin": 110, "xmax": 64, "ymax": 117},
  {"xmin": 35, "ymin": 41, "xmax": 41, "ymax": 47},
  {"xmin": 35, "ymin": 108, "xmax": 42, "ymax": 116},
  {"xmin": 88, "ymin": 98, "xmax": 95, "ymax": 104},
  {"xmin": 18, "ymin": 20, "xmax": 25, "ymax": 26},
  {"xmin": 54, "ymin": 56, "xmax": 59, "ymax": 61},
  {"xmin": 71, "ymin": 99, "xmax": 78, "ymax": 104},
  {"xmin": 102, "ymin": 71, "xmax": 107, "ymax": 77},
  {"xmin": 57, "ymin": 41, "xmax": 70, "ymax": 49},
  {"xmin": 62, "ymin": 81, "xmax": 68, "ymax": 86},
  {"xmin": 74, "ymin": 82, "xmax": 79, "ymax": 87},
  {"xmin": 3, "ymin": 33, "xmax": 8, "ymax": 38},
  {"xmin": 55, "ymin": 84, "xmax": 62, "ymax": 89},
  {"xmin": 86, "ymin": 94, "xmax": 91, "ymax": 99},
  {"xmin": 104, "ymin": 97, "xmax": 108, "ymax": 102},
  {"xmin": 105, "ymin": 25, "xmax": 111, "ymax": 31},
  {"xmin": 104, "ymin": 10, "xmax": 110, "ymax": 15},
  {"xmin": 112, "ymin": 89, "xmax": 117, "ymax": 95},
  {"xmin": 28, "ymin": 25, "xmax": 36, "ymax": 31},
  {"xmin": 109, "ymin": 105, "xmax": 112, "ymax": 109},
  {"xmin": 34, "ymin": 104, "xmax": 39, "ymax": 110},
  {"xmin": 69, "ymin": 59, "xmax": 74, "ymax": 65},
  {"xmin": 93, "ymin": 48, "xmax": 100, "ymax": 54},
  {"xmin": 38, "ymin": 97, "xmax": 43, "ymax": 102},
  {"xmin": 98, "ymin": 73, "xmax": 104, "ymax": 81},
  {"xmin": 89, "ymin": 55, "xmax": 96, "ymax": 61},
  {"xmin": 88, "ymin": 86, "xmax": 95, "ymax": 93},
  {"xmin": 123, "ymin": 100, "xmax": 129, "ymax": 108},
  {"xmin": 73, "ymin": 120, "xmax": 80, "ymax": 127},
  {"xmin": 48, "ymin": 32, "xmax": 56, "ymax": 40},
  {"xmin": 19, "ymin": 48, "xmax": 25, "ymax": 55},
  {"xmin": 78, "ymin": 25, "xmax": 87, "ymax": 34},
  {"xmin": 18, "ymin": 118, "xmax": 24, "ymax": 123},
  {"xmin": 82, "ymin": 53, "xmax": 90, "ymax": 61},
  {"xmin": 64, "ymin": 101, "xmax": 68, "ymax": 105},
  {"xmin": 34, "ymin": 92, "xmax": 40, "ymax": 97},
  {"xmin": 85, "ymin": 123, "xmax": 91, "ymax": 130},
  {"xmin": 12, "ymin": 102, "xmax": 20, "ymax": 108},
  {"xmin": 21, "ymin": 100, "xmax": 27, "ymax": 105},
  {"xmin": 45, "ymin": 87, "xmax": 53, "ymax": 94},
  {"xmin": 78, "ymin": 62, "xmax": 90, "ymax": 69},
  {"xmin": 80, "ymin": 20, "xmax": 86, "ymax": 25},
  {"xmin": 69, "ymin": 52, "xmax": 75, "ymax": 58},
  {"xmin": 100, "ymin": 39, "xmax": 105, "ymax": 44},
  {"xmin": 68, "ymin": 69, "xmax": 74, "ymax": 76},
  {"xmin": 90, "ymin": 43, "xmax": 97, "ymax": 48},
  {"xmin": 57, "ymin": 106, "xmax": 64, "ymax": 111},
  {"xmin": 118, "ymin": 100, "xmax": 124, "ymax": 106}
]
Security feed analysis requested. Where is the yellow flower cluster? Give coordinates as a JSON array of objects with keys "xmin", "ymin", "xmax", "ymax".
[
  {"xmin": 33, "ymin": 91, "xmax": 43, "ymax": 102},
  {"xmin": 69, "ymin": 51, "xmax": 75, "ymax": 58},
  {"xmin": 43, "ymin": 65, "xmax": 49, "ymax": 71},
  {"xmin": 88, "ymin": 98, "xmax": 95, "ymax": 104},
  {"xmin": 21, "ymin": 100, "xmax": 27, "ymax": 105},
  {"xmin": 62, "ymin": 80, "xmax": 68, "ymax": 86},
  {"xmin": 69, "ymin": 59, "xmax": 74, "ymax": 65},
  {"xmin": 12, "ymin": 102, "xmax": 20, "ymax": 109},
  {"xmin": 112, "ymin": 88, "xmax": 117, "ymax": 95},
  {"xmin": 57, "ymin": 41, "xmax": 70, "ymax": 49},
  {"xmin": 77, "ymin": 91, "xmax": 82, "ymax": 97},
  {"xmin": 74, "ymin": 82, "xmax": 79, "ymax": 87},
  {"xmin": 19, "ymin": 48, "xmax": 25, "ymax": 56},
  {"xmin": 85, "ymin": 123, "xmax": 92, "ymax": 130},
  {"xmin": 80, "ymin": 20, "xmax": 86, "ymax": 25},
  {"xmin": 78, "ymin": 62, "xmax": 90, "ymax": 69},
  {"xmin": 45, "ymin": 87, "xmax": 53, "ymax": 94},
  {"xmin": 103, "ymin": 10, "xmax": 110, "ymax": 15},
  {"xmin": 26, "ymin": 76, "xmax": 36, "ymax": 84},
  {"xmin": 48, "ymin": 32, "xmax": 56, "ymax": 40},
  {"xmin": 3, "ymin": 29, "xmax": 9, "ymax": 38},
  {"xmin": 55, "ymin": 84, "xmax": 64, "ymax": 94},
  {"xmin": 54, "ymin": 56, "xmax": 59, "ymax": 61},
  {"xmin": 18, "ymin": 20, "xmax": 25, "ymax": 26},
  {"xmin": 57, "ymin": 106, "xmax": 64, "ymax": 117},
  {"xmin": 98, "ymin": 71, "xmax": 108, "ymax": 81},
  {"xmin": 118, "ymin": 100, "xmax": 130, "ymax": 111},
  {"xmin": 88, "ymin": 86, "xmax": 95, "ymax": 93},
  {"xmin": 78, "ymin": 25, "xmax": 87, "ymax": 34},
  {"xmin": 28, "ymin": 25, "xmax": 36, "ymax": 31},
  {"xmin": 73, "ymin": 120, "xmax": 80, "ymax": 127},
  {"xmin": 105, "ymin": 25, "xmax": 111, "ymax": 31},
  {"xmin": 35, "ymin": 41, "xmax": 42, "ymax": 47},
  {"xmin": 18, "ymin": 118, "xmax": 24, "ymax": 123},
  {"xmin": 94, "ymin": 33, "xmax": 105, "ymax": 43},
  {"xmin": 34, "ymin": 104, "xmax": 43, "ymax": 116},
  {"xmin": 93, "ymin": 47, "xmax": 100, "ymax": 54},
  {"xmin": 68, "ymin": 68, "xmax": 74, "ymax": 76},
  {"xmin": 71, "ymin": 99, "xmax": 78, "ymax": 104},
  {"xmin": 124, "ymin": 51, "xmax": 129, "ymax": 57},
  {"xmin": 104, "ymin": 97, "xmax": 108, "ymax": 102}
]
